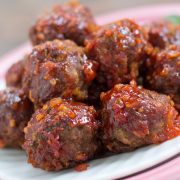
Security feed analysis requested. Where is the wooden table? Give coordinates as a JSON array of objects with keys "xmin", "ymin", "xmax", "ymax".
[{"xmin": 0, "ymin": 0, "xmax": 179, "ymax": 56}]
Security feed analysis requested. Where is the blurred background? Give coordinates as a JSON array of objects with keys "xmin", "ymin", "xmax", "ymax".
[{"xmin": 0, "ymin": 0, "xmax": 179, "ymax": 56}]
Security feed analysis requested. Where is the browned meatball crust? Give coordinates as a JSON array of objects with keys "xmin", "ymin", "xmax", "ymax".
[
  {"xmin": 146, "ymin": 21, "xmax": 180, "ymax": 49},
  {"xmin": 0, "ymin": 88, "xmax": 33, "ymax": 148},
  {"xmin": 30, "ymin": 1, "xmax": 97, "ymax": 46},
  {"xmin": 86, "ymin": 19, "xmax": 152, "ymax": 89},
  {"xmin": 23, "ymin": 40, "xmax": 98, "ymax": 107},
  {"xmin": 100, "ymin": 82, "xmax": 180, "ymax": 153},
  {"xmin": 23, "ymin": 98, "xmax": 100, "ymax": 171},
  {"xmin": 5, "ymin": 57, "xmax": 26, "ymax": 88},
  {"xmin": 144, "ymin": 45, "xmax": 180, "ymax": 111}
]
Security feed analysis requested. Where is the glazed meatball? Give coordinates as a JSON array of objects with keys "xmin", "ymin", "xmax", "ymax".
[
  {"xmin": 147, "ymin": 21, "xmax": 180, "ymax": 49},
  {"xmin": 23, "ymin": 40, "xmax": 98, "ymax": 107},
  {"xmin": 0, "ymin": 88, "xmax": 33, "ymax": 148},
  {"xmin": 30, "ymin": 1, "xmax": 97, "ymax": 46},
  {"xmin": 86, "ymin": 19, "xmax": 151, "ymax": 88},
  {"xmin": 23, "ymin": 97, "xmax": 99, "ymax": 171},
  {"xmin": 100, "ymin": 82, "xmax": 180, "ymax": 153},
  {"xmin": 144, "ymin": 45, "xmax": 180, "ymax": 111},
  {"xmin": 5, "ymin": 57, "xmax": 26, "ymax": 88}
]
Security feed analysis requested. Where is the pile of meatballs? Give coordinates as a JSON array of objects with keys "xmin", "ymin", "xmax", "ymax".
[{"xmin": 0, "ymin": 1, "xmax": 180, "ymax": 172}]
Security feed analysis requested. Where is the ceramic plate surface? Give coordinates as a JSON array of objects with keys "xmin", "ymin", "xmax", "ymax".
[{"xmin": 0, "ymin": 4, "xmax": 180, "ymax": 180}]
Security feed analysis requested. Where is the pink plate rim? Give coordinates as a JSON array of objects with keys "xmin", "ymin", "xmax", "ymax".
[{"xmin": 96, "ymin": 3, "xmax": 180, "ymax": 24}]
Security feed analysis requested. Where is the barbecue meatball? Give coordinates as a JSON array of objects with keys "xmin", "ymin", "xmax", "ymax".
[
  {"xmin": 146, "ymin": 21, "xmax": 180, "ymax": 49},
  {"xmin": 100, "ymin": 82, "xmax": 180, "ymax": 153},
  {"xmin": 86, "ymin": 19, "xmax": 151, "ymax": 88},
  {"xmin": 144, "ymin": 45, "xmax": 180, "ymax": 111},
  {"xmin": 23, "ymin": 97, "xmax": 99, "ymax": 171},
  {"xmin": 23, "ymin": 40, "xmax": 98, "ymax": 107},
  {"xmin": 30, "ymin": 1, "xmax": 97, "ymax": 46},
  {"xmin": 5, "ymin": 58, "xmax": 26, "ymax": 88},
  {"xmin": 0, "ymin": 88, "xmax": 33, "ymax": 148}
]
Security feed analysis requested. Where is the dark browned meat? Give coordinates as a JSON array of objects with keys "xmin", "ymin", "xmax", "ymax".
[
  {"xmin": 144, "ymin": 45, "xmax": 180, "ymax": 111},
  {"xmin": 5, "ymin": 57, "xmax": 27, "ymax": 88},
  {"xmin": 30, "ymin": 1, "xmax": 97, "ymax": 46},
  {"xmin": 86, "ymin": 79, "xmax": 107, "ymax": 108},
  {"xmin": 0, "ymin": 88, "xmax": 33, "ymax": 148},
  {"xmin": 86, "ymin": 19, "xmax": 152, "ymax": 89},
  {"xmin": 23, "ymin": 40, "xmax": 98, "ymax": 107},
  {"xmin": 23, "ymin": 97, "xmax": 99, "ymax": 171},
  {"xmin": 100, "ymin": 82, "xmax": 180, "ymax": 153},
  {"xmin": 146, "ymin": 21, "xmax": 180, "ymax": 49}
]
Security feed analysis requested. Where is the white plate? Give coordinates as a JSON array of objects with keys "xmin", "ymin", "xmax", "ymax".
[
  {"xmin": 0, "ymin": 3, "xmax": 180, "ymax": 180},
  {"xmin": 0, "ymin": 80, "xmax": 5, "ymax": 90},
  {"xmin": 0, "ymin": 136, "xmax": 179, "ymax": 180}
]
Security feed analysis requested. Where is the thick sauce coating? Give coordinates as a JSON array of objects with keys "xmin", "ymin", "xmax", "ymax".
[
  {"xmin": 23, "ymin": 98, "xmax": 99, "ymax": 171},
  {"xmin": 6, "ymin": 57, "xmax": 26, "ymax": 88},
  {"xmin": 147, "ymin": 21, "xmax": 180, "ymax": 49},
  {"xmin": 0, "ymin": 88, "xmax": 33, "ymax": 148},
  {"xmin": 100, "ymin": 83, "xmax": 180, "ymax": 153},
  {"xmin": 30, "ymin": 1, "xmax": 97, "ymax": 46},
  {"xmin": 86, "ymin": 19, "xmax": 151, "ymax": 88},
  {"xmin": 145, "ymin": 45, "xmax": 180, "ymax": 111},
  {"xmin": 23, "ymin": 40, "xmax": 98, "ymax": 107}
]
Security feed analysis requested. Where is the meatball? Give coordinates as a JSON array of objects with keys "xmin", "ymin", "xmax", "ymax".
[
  {"xmin": 30, "ymin": 1, "xmax": 97, "ymax": 46},
  {"xmin": 5, "ymin": 57, "xmax": 26, "ymax": 88},
  {"xmin": 86, "ymin": 19, "xmax": 152, "ymax": 89},
  {"xmin": 23, "ymin": 40, "xmax": 98, "ymax": 107},
  {"xmin": 0, "ymin": 88, "xmax": 33, "ymax": 148},
  {"xmin": 144, "ymin": 45, "xmax": 180, "ymax": 111},
  {"xmin": 100, "ymin": 82, "xmax": 180, "ymax": 153},
  {"xmin": 23, "ymin": 97, "xmax": 99, "ymax": 171},
  {"xmin": 146, "ymin": 21, "xmax": 180, "ymax": 49}
]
